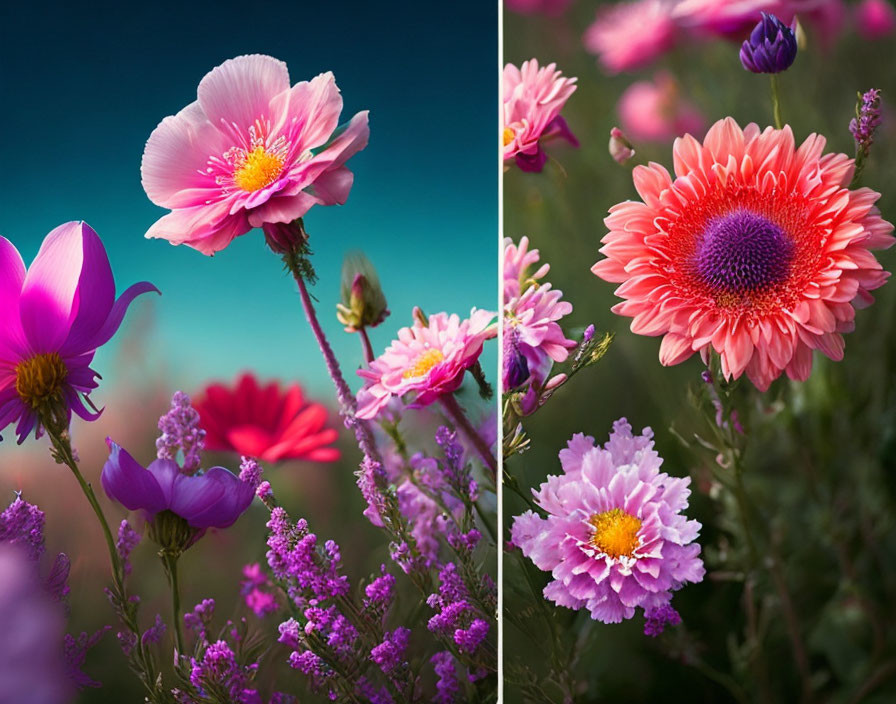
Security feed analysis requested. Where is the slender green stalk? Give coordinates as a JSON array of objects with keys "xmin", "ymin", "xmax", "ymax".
[
  {"xmin": 161, "ymin": 553, "xmax": 185, "ymax": 654},
  {"xmin": 770, "ymin": 75, "xmax": 784, "ymax": 129}
]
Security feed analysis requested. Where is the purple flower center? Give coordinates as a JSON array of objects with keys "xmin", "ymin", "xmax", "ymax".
[{"xmin": 693, "ymin": 211, "xmax": 793, "ymax": 293}]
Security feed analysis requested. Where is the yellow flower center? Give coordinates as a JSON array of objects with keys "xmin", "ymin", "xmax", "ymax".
[
  {"xmin": 15, "ymin": 353, "xmax": 68, "ymax": 410},
  {"xmin": 403, "ymin": 349, "xmax": 445, "ymax": 379},
  {"xmin": 503, "ymin": 127, "xmax": 515, "ymax": 146},
  {"xmin": 588, "ymin": 508, "xmax": 642, "ymax": 559},
  {"xmin": 232, "ymin": 145, "xmax": 285, "ymax": 192}
]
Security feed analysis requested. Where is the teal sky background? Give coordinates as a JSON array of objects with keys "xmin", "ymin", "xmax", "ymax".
[{"xmin": 0, "ymin": 0, "xmax": 498, "ymax": 401}]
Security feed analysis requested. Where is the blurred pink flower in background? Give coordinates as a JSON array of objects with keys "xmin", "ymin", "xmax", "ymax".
[
  {"xmin": 617, "ymin": 73, "xmax": 705, "ymax": 142},
  {"xmin": 141, "ymin": 54, "xmax": 369, "ymax": 255},
  {"xmin": 855, "ymin": 0, "xmax": 896, "ymax": 38},
  {"xmin": 673, "ymin": 0, "xmax": 779, "ymax": 37},
  {"xmin": 584, "ymin": 0, "xmax": 678, "ymax": 74},
  {"xmin": 356, "ymin": 309, "xmax": 497, "ymax": 419},
  {"xmin": 503, "ymin": 59, "xmax": 578, "ymax": 173},
  {"xmin": 0, "ymin": 222, "xmax": 157, "ymax": 443},
  {"xmin": 505, "ymin": 0, "xmax": 573, "ymax": 15},
  {"xmin": 194, "ymin": 373, "xmax": 340, "ymax": 464},
  {"xmin": 593, "ymin": 117, "xmax": 894, "ymax": 390}
]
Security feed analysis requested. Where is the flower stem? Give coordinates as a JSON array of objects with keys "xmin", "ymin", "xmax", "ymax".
[
  {"xmin": 440, "ymin": 394, "xmax": 497, "ymax": 479},
  {"xmin": 358, "ymin": 326, "xmax": 375, "ymax": 365},
  {"xmin": 286, "ymin": 256, "xmax": 381, "ymax": 463},
  {"xmin": 770, "ymin": 75, "xmax": 784, "ymax": 129},
  {"xmin": 161, "ymin": 552, "xmax": 185, "ymax": 654}
]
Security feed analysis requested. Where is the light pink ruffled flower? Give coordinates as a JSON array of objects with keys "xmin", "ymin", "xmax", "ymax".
[
  {"xmin": 503, "ymin": 59, "xmax": 578, "ymax": 173},
  {"xmin": 356, "ymin": 310, "xmax": 497, "ymax": 419},
  {"xmin": 503, "ymin": 237, "xmax": 576, "ymax": 391},
  {"xmin": 592, "ymin": 117, "xmax": 894, "ymax": 390},
  {"xmin": 505, "ymin": 0, "xmax": 572, "ymax": 15},
  {"xmin": 141, "ymin": 54, "xmax": 369, "ymax": 255},
  {"xmin": 511, "ymin": 419, "xmax": 704, "ymax": 624},
  {"xmin": 856, "ymin": 0, "xmax": 896, "ymax": 39},
  {"xmin": 617, "ymin": 72, "xmax": 706, "ymax": 143},
  {"xmin": 583, "ymin": 0, "xmax": 678, "ymax": 74}
]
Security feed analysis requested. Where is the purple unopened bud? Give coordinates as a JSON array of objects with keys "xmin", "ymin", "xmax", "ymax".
[
  {"xmin": 739, "ymin": 13, "xmax": 797, "ymax": 74},
  {"xmin": 583, "ymin": 324, "xmax": 595, "ymax": 342},
  {"xmin": 262, "ymin": 219, "xmax": 308, "ymax": 255},
  {"xmin": 502, "ymin": 330, "xmax": 530, "ymax": 391}
]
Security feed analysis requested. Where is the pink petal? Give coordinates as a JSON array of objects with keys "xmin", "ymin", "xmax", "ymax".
[
  {"xmin": 270, "ymin": 71, "xmax": 344, "ymax": 151},
  {"xmin": 197, "ymin": 54, "xmax": 290, "ymax": 135},
  {"xmin": 141, "ymin": 101, "xmax": 229, "ymax": 209}
]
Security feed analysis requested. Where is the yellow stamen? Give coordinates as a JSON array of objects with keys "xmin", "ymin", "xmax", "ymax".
[
  {"xmin": 233, "ymin": 145, "xmax": 285, "ymax": 192},
  {"xmin": 15, "ymin": 353, "xmax": 68, "ymax": 410},
  {"xmin": 503, "ymin": 127, "xmax": 515, "ymax": 146},
  {"xmin": 588, "ymin": 508, "xmax": 642, "ymax": 559},
  {"xmin": 403, "ymin": 349, "xmax": 445, "ymax": 379}
]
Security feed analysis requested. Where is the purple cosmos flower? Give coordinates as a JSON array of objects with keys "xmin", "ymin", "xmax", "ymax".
[
  {"xmin": 739, "ymin": 13, "xmax": 797, "ymax": 74},
  {"xmin": 101, "ymin": 440, "xmax": 254, "ymax": 540},
  {"xmin": 0, "ymin": 222, "xmax": 157, "ymax": 443},
  {"xmin": 511, "ymin": 419, "xmax": 705, "ymax": 624}
]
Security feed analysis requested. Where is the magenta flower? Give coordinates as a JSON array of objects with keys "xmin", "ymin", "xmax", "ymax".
[
  {"xmin": 356, "ymin": 309, "xmax": 496, "ymax": 419},
  {"xmin": 503, "ymin": 59, "xmax": 578, "ymax": 173},
  {"xmin": 672, "ymin": 0, "xmax": 778, "ymax": 37},
  {"xmin": 0, "ymin": 222, "xmax": 157, "ymax": 443},
  {"xmin": 101, "ymin": 440, "xmax": 254, "ymax": 533},
  {"xmin": 141, "ymin": 54, "xmax": 369, "ymax": 255},
  {"xmin": 617, "ymin": 72, "xmax": 705, "ymax": 143},
  {"xmin": 503, "ymin": 237, "xmax": 575, "ymax": 391},
  {"xmin": 584, "ymin": 0, "xmax": 678, "ymax": 74},
  {"xmin": 511, "ymin": 419, "xmax": 705, "ymax": 624}
]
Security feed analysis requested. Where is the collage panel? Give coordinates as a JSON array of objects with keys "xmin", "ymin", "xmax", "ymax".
[
  {"xmin": 503, "ymin": 1, "xmax": 896, "ymax": 702},
  {"xmin": 0, "ymin": 1, "xmax": 497, "ymax": 703}
]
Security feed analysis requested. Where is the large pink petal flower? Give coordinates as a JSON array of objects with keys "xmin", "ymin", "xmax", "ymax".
[
  {"xmin": 593, "ymin": 118, "xmax": 894, "ymax": 390},
  {"xmin": 141, "ymin": 55, "xmax": 370, "ymax": 255}
]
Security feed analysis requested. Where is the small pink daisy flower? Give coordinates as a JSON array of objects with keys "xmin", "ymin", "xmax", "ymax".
[
  {"xmin": 503, "ymin": 59, "xmax": 578, "ymax": 173},
  {"xmin": 356, "ymin": 309, "xmax": 497, "ymax": 419},
  {"xmin": 511, "ymin": 419, "xmax": 704, "ymax": 624},
  {"xmin": 617, "ymin": 72, "xmax": 706, "ymax": 143},
  {"xmin": 503, "ymin": 237, "xmax": 576, "ymax": 391},
  {"xmin": 593, "ymin": 117, "xmax": 894, "ymax": 390},
  {"xmin": 141, "ymin": 54, "xmax": 369, "ymax": 255},
  {"xmin": 583, "ymin": 0, "xmax": 678, "ymax": 75}
]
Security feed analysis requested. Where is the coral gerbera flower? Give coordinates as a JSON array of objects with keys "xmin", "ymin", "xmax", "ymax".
[
  {"xmin": 511, "ymin": 419, "xmax": 704, "ymax": 624},
  {"xmin": 193, "ymin": 373, "xmax": 340, "ymax": 463},
  {"xmin": 592, "ymin": 118, "xmax": 894, "ymax": 390},
  {"xmin": 141, "ymin": 54, "xmax": 369, "ymax": 255},
  {"xmin": 0, "ymin": 222, "xmax": 157, "ymax": 443},
  {"xmin": 356, "ymin": 309, "xmax": 497, "ymax": 420},
  {"xmin": 503, "ymin": 59, "xmax": 578, "ymax": 173}
]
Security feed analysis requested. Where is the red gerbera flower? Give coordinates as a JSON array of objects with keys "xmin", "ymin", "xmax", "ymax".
[{"xmin": 194, "ymin": 373, "xmax": 340, "ymax": 463}]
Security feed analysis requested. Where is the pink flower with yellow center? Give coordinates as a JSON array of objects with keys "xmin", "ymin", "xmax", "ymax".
[
  {"xmin": 593, "ymin": 118, "xmax": 894, "ymax": 390},
  {"xmin": 0, "ymin": 223, "xmax": 157, "ymax": 443},
  {"xmin": 583, "ymin": 0, "xmax": 678, "ymax": 75},
  {"xmin": 503, "ymin": 59, "xmax": 578, "ymax": 173},
  {"xmin": 356, "ymin": 310, "xmax": 497, "ymax": 420},
  {"xmin": 511, "ymin": 419, "xmax": 704, "ymax": 624},
  {"xmin": 141, "ymin": 54, "xmax": 369, "ymax": 255}
]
